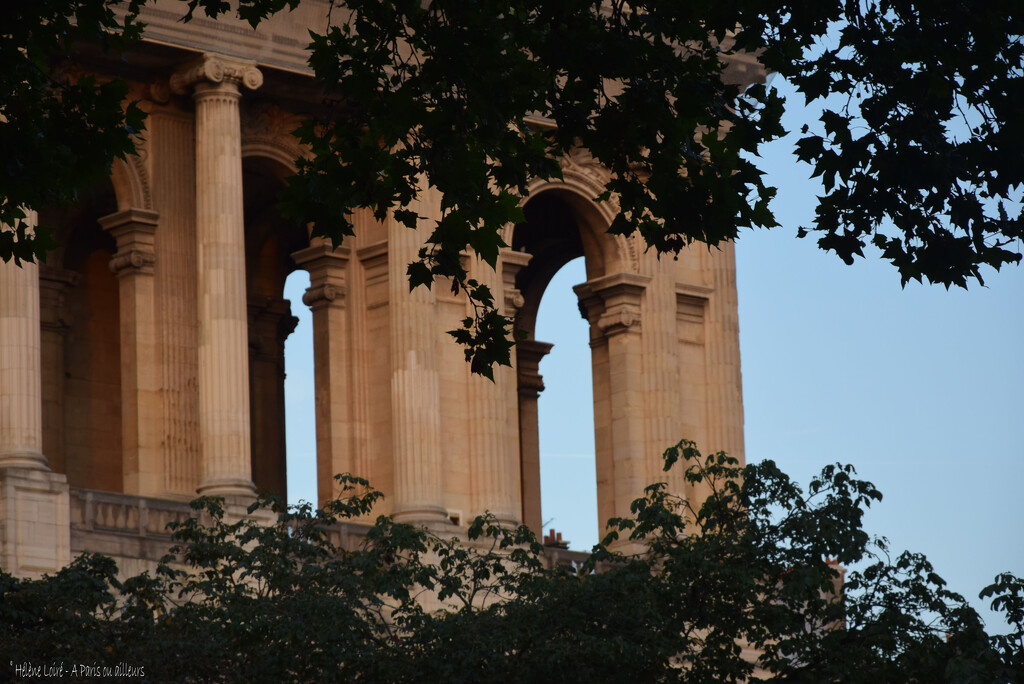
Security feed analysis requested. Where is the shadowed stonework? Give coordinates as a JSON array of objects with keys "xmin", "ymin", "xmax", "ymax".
[{"xmin": 0, "ymin": 0, "xmax": 746, "ymax": 576}]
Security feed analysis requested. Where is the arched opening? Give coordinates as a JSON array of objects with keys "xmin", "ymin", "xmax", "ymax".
[
  {"xmin": 242, "ymin": 155, "xmax": 310, "ymax": 499},
  {"xmin": 535, "ymin": 257, "xmax": 598, "ymax": 550},
  {"xmin": 513, "ymin": 189, "xmax": 609, "ymax": 547},
  {"xmin": 38, "ymin": 185, "xmax": 122, "ymax": 490}
]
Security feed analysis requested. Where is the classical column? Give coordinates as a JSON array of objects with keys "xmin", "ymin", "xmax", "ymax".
[
  {"xmin": 0, "ymin": 220, "xmax": 71, "ymax": 577},
  {"xmin": 171, "ymin": 55, "xmax": 263, "ymax": 498},
  {"xmin": 515, "ymin": 339, "xmax": 553, "ymax": 536},
  {"xmin": 293, "ymin": 241, "xmax": 352, "ymax": 505},
  {"xmin": 0, "ymin": 256, "xmax": 46, "ymax": 469},
  {"xmin": 388, "ymin": 195, "xmax": 448, "ymax": 524},
  {"xmin": 100, "ymin": 208, "xmax": 164, "ymax": 497},
  {"xmin": 575, "ymin": 273, "xmax": 651, "ymax": 533}
]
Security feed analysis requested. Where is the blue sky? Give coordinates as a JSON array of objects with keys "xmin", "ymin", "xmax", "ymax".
[{"xmin": 284, "ymin": 78, "xmax": 1023, "ymax": 630}]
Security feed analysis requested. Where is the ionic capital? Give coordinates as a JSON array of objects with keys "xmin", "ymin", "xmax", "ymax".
[{"xmin": 170, "ymin": 54, "xmax": 263, "ymax": 95}]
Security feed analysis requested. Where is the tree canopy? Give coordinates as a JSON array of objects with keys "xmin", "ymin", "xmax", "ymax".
[
  {"xmin": 2, "ymin": 0, "xmax": 1022, "ymax": 372},
  {"xmin": 3, "ymin": 445, "xmax": 1022, "ymax": 682}
]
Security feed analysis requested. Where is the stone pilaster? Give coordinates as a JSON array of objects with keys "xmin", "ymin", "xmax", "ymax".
[
  {"xmin": 515, "ymin": 338, "xmax": 553, "ymax": 536},
  {"xmin": 704, "ymin": 243, "xmax": 745, "ymax": 462},
  {"xmin": 388, "ymin": 196, "xmax": 448, "ymax": 525},
  {"xmin": 575, "ymin": 272, "xmax": 651, "ymax": 538},
  {"xmin": 293, "ymin": 241, "xmax": 352, "ymax": 504},
  {"xmin": 466, "ymin": 251, "xmax": 526, "ymax": 527},
  {"xmin": 100, "ymin": 208, "xmax": 164, "ymax": 497},
  {"xmin": 672, "ymin": 281, "xmax": 713, "ymax": 497},
  {"xmin": 172, "ymin": 54, "xmax": 263, "ymax": 498}
]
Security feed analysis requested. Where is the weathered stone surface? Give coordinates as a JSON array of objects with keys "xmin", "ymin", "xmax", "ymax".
[{"xmin": 1, "ymin": 6, "xmax": 747, "ymax": 572}]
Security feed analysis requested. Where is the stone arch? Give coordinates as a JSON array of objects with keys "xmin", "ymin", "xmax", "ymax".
[
  {"xmin": 110, "ymin": 154, "xmax": 153, "ymax": 212},
  {"xmin": 241, "ymin": 140, "xmax": 302, "ymax": 177},
  {"xmin": 509, "ymin": 153, "xmax": 639, "ymax": 278},
  {"xmin": 510, "ymin": 170, "xmax": 642, "ymax": 539},
  {"xmin": 241, "ymin": 101, "xmax": 309, "ymax": 199},
  {"xmin": 37, "ymin": 182, "xmax": 123, "ymax": 491}
]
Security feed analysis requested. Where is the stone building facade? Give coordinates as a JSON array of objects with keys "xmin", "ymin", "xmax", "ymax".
[{"xmin": 0, "ymin": 1, "xmax": 747, "ymax": 577}]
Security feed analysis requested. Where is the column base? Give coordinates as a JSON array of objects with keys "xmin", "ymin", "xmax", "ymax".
[
  {"xmin": 392, "ymin": 504, "xmax": 451, "ymax": 526},
  {"xmin": 196, "ymin": 477, "xmax": 258, "ymax": 499},
  {"xmin": 0, "ymin": 467, "xmax": 70, "ymax": 577},
  {"xmin": 0, "ymin": 450, "xmax": 49, "ymax": 470},
  {"xmin": 472, "ymin": 510, "xmax": 522, "ymax": 530}
]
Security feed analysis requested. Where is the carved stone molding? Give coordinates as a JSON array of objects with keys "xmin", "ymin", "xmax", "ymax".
[
  {"xmin": 560, "ymin": 146, "xmax": 612, "ymax": 190},
  {"xmin": 247, "ymin": 297, "xmax": 298, "ymax": 363},
  {"xmin": 516, "ymin": 339, "xmax": 554, "ymax": 398},
  {"xmin": 241, "ymin": 102, "xmax": 309, "ymax": 166},
  {"xmin": 499, "ymin": 248, "xmax": 532, "ymax": 316},
  {"xmin": 170, "ymin": 54, "xmax": 264, "ymax": 95},
  {"xmin": 574, "ymin": 272, "xmax": 652, "ymax": 337},
  {"xmin": 98, "ymin": 208, "xmax": 159, "ymax": 278},
  {"xmin": 109, "ymin": 249, "xmax": 157, "ymax": 277},
  {"xmin": 293, "ymin": 241, "xmax": 351, "ymax": 310}
]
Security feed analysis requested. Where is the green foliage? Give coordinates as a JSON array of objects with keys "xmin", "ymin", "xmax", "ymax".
[
  {"xmin": 3, "ymin": 0, "xmax": 1021, "ymax": 369},
  {"xmin": 3, "ymin": 452, "xmax": 1022, "ymax": 682},
  {"xmin": 0, "ymin": 0, "xmax": 147, "ymax": 264},
  {"xmin": 182, "ymin": 0, "xmax": 1024, "ymax": 374}
]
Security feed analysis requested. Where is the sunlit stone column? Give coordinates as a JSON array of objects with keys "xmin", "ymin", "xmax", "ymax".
[
  {"xmin": 293, "ymin": 241, "xmax": 351, "ymax": 505},
  {"xmin": 101, "ymin": 208, "xmax": 164, "ymax": 497},
  {"xmin": 514, "ymin": 339, "xmax": 552, "ymax": 536},
  {"xmin": 388, "ymin": 195, "xmax": 448, "ymax": 524},
  {"xmin": 0, "ymin": 216, "xmax": 71, "ymax": 577},
  {"xmin": 0, "ymin": 252, "xmax": 46, "ymax": 469},
  {"xmin": 576, "ymin": 273, "xmax": 651, "ymax": 535},
  {"xmin": 172, "ymin": 54, "xmax": 263, "ymax": 498}
]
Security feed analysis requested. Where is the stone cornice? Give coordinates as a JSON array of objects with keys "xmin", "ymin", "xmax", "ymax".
[
  {"xmin": 516, "ymin": 339, "xmax": 554, "ymax": 397},
  {"xmin": 574, "ymin": 272, "xmax": 652, "ymax": 337},
  {"xmin": 500, "ymin": 248, "xmax": 532, "ymax": 315},
  {"xmin": 293, "ymin": 241, "xmax": 351, "ymax": 309},
  {"xmin": 170, "ymin": 54, "xmax": 264, "ymax": 95},
  {"xmin": 99, "ymin": 209, "xmax": 160, "ymax": 278}
]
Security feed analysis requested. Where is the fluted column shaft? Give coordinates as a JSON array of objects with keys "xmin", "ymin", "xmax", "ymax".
[
  {"xmin": 0, "ymin": 251, "xmax": 46, "ymax": 469},
  {"xmin": 173, "ymin": 55, "xmax": 263, "ymax": 497},
  {"xmin": 293, "ymin": 241, "xmax": 351, "ymax": 506},
  {"xmin": 101, "ymin": 208, "xmax": 163, "ymax": 496},
  {"xmin": 576, "ymin": 273, "xmax": 651, "ymax": 532},
  {"xmin": 388, "ymin": 194, "xmax": 448, "ymax": 524},
  {"xmin": 467, "ymin": 252, "xmax": 524, "ymax": 526}
]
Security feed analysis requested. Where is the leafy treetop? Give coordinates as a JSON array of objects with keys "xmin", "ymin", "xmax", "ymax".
[
  {"xmin": 2, "ymin": 0, "xmax": 1021, "ymax": 374},
  {"xmin": 2, "ymin": 444, "xmax": 1022, "ymax": 682}
]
